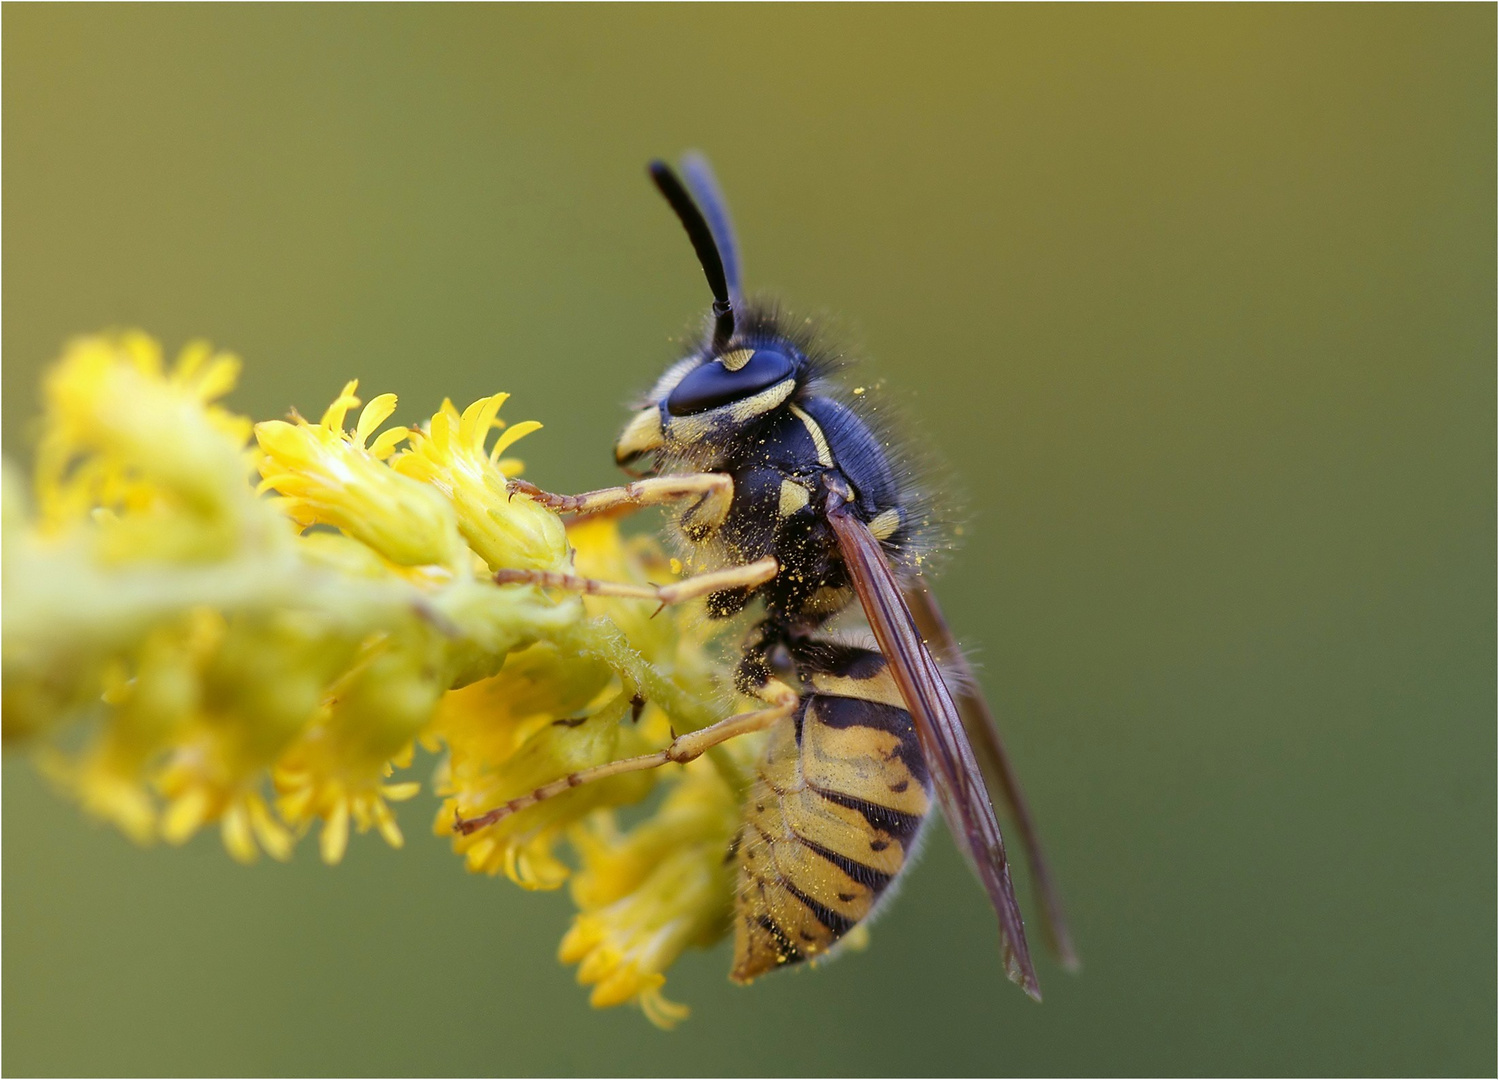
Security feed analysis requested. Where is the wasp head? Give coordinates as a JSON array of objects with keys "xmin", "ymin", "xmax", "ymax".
[{"xmin": 614, "ymin": 339, "xmax": 806, "ymax": 472}]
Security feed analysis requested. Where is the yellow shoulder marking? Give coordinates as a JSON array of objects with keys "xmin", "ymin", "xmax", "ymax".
[
  {"xmin": 778, "ymin": 479, "xmax": 811, "ymax": 517},
  {"xmin": 868, "ymin": 507, "xmax": 902, "ymax": 540},
  {"xmin": 788, "ymin": 404, "xmax": 834, "ymax": 467}
]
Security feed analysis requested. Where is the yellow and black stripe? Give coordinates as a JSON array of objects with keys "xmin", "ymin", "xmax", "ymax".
[{"xmin": 731, "ymin": 643, "xmax": 931, "ymax": 982}]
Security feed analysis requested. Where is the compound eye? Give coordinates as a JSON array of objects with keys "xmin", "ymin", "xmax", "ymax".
[{"xmin": 665, "ymin": 349, "xmax": 795, "ymax": 416}]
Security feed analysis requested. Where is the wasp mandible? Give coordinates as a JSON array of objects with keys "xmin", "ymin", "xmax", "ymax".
[{"xmin": 459, "ymin": 154, "xmax": 1076, "ymax": 996}]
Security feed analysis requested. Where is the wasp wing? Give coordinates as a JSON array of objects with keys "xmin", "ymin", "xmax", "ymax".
[
  {"xmin": 904, "ymin": 578, "xmax": 1080, "ymax": 971},
  {"xmin": 826, "ymin": 499, "xmax": 1042, "ymax": 1000}
]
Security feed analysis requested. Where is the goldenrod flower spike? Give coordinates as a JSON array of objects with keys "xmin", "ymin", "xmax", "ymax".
[{"xmin": 4, "ymin": 330, "xmax": 757, "ymax": 1026}]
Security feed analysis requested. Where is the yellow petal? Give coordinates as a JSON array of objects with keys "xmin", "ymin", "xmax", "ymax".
[
  {"xmin": 162, "ymin": 788, "xmax": 211, "ymax": 845},
  {"xmin": 460, "ymin": 394, "xmax": 507, "ymax": 450},
  {"xmin": 320, "ymin": 801, "xmax": 351, "ymax": 864},
  {"xmin": 428, "ymin": 408, "xmax": 455, "ymax": 455},
  {"xmin": 639, "ymin": 987, "xmax": 690, "ymax": 1030},
  {"xmin": 368, "ymin": 427, "xmax": 409, "ymax": 460},
  {"xmin": 559, "ymin": 919, "xmax": 605, "ymax": 964},
  {"xmin": 173, "ymin": 340, "xmax": 210, "ymax": 382},
  {"xmin": 254, "ymin": 419, "xmax": 310, "ymax": 462},
  {"xmin": 121, "ymin": 331, "xmax": 164, "ymax": 375},
  {"xmin": 577, "ymin": 945, "xmax": 621, "ymax": 987},
  {"xmin": 248, "ymin": 794, "xmax": 295, "ymax": 862},
  {"xmin": 464, "ymin": 836, "xmax": 497, "ymax": 873},
  {"xmin": 491, "ymin": 421, "xmax": 543, "ymax": 460},
  {"xmin": 591, "ymin": 963, "xmax": 659, "ymax": 1008},
  {"xmin": 195, "ymin": 355, "xmax": 241, "ymax": 402},
  {"xmin": 840, "ymin": 924, "xmax": 872, "ymax": 952},
  {"xmin": 319, "ymin": 381, "xmax": 361, "ymax": 431},
  {"xmin": 372, "ymin": 799, "xmax": 404, "ymax": 848},
  {"xmin": 222, "ymin": 802, "xmax": 260, "ymax": 864},
  {"xmin": 355, "ymin": 393, "xmax": 398, "ymax": 447}
]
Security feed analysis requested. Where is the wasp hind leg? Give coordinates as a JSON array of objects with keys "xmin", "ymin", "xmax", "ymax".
[{"xmin": 453, "ymin": 681, "xmax": 798, "ymax": 835}]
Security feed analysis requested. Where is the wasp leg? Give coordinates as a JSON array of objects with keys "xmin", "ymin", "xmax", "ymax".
[
  {"xmin": 508, "ymin": 473, "xmax": 732, "ymax": 539},
  {"xmin": 494, "ymin": 556, "xmax": 778, "ymax": 610},
  {"xmin": 453, "ymin": 681, "xmax": 799, "ymax": 835}
]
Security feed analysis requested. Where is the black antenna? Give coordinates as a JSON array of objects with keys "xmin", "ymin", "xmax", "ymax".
[
  {"xmin": 680, "ymin": 152, "xmax": 742, "ymax": 302},
  {"xmin": 649, "ymin": 160, "xmax": 735, "ymax": 349}
]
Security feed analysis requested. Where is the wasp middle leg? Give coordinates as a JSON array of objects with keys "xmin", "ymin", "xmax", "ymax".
[{"xmin": 493, "ymin": 556, "xmax": 778, "ymax": 610}]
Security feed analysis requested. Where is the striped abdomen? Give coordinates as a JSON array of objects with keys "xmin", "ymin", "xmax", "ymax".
[{"xmin": 732, "ymin": 646, "xmax": 932, "ymax": 982}]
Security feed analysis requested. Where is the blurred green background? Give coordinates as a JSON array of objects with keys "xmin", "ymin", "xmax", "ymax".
[{"xmin": 3, "ymin": 5, "xmax": 1493, "ymax": 1076}]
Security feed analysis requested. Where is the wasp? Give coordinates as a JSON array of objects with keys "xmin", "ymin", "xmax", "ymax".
[{"xmin": 458, "ymin": 155, "xmax": 1076, "ymax": 997}]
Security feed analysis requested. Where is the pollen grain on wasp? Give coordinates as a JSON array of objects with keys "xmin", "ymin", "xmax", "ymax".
[{"xmin": 3, "ymin": 330, "xmax": 747, "ymax": 1029}]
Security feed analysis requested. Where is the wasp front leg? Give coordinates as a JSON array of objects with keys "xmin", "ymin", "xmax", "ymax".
[{"xmin": 508, "ymin": 472, "xmax": 731, "ymax": 541}]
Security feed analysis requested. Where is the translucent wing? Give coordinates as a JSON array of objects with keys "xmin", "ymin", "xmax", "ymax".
[
  {"xmin": 904, "ymin": 578, "xmax": 1080, "ymax": 971},
  {"xmin": 679, "ymin": 152, "xmax": 742, "ymax": 301},
  {"xmin": 826, "ymin": 498, "xmax": 1042, "ymax": 1000}
]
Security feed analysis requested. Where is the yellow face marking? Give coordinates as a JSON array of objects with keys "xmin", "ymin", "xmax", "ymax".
[
  {"xmin": 662, "ymin": 411, "xmax": 709, "ymax": 444},
  {"xmin": 662, "ymin": 378, "xmax": 796, "ymax": 445},
  {"xmin": 778, "ymin": 479, "xmax": 810, "ymax": 517},
  {"xmin": 614, "ymin": 407, "xmax": 664, "ymax": 462},
  {"xmin": 719, "ymin": 348, "xmax": 753, "ymax": 372},
  {"xmin": 727, "ymin": 378, "xmax": 796, "ymax": 423},
  {"xmin": 868, "ymin": 507, "xmax": 902, "ymax": 540},
  {"xmin": 808, "ymin": 668, "xmax": 905, "ymax": 709},
  {"xmin": 789, "ymin": 404, "xmax": 834, "ymax": 467}
]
